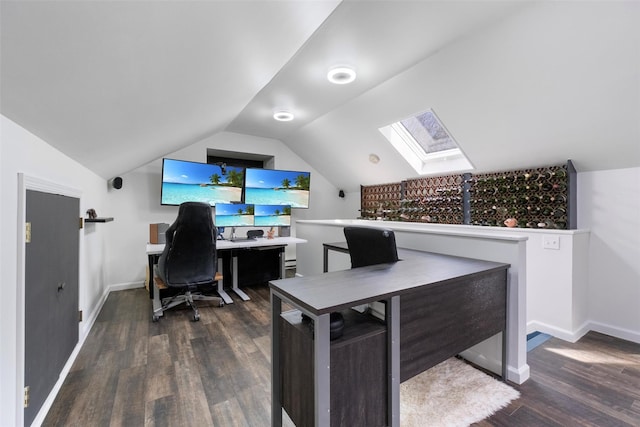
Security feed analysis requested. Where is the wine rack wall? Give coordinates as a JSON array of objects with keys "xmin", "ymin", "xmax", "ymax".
[
  {"xmin": 359, "ymin": 161, "xmax": 575, "ymax": 229},
  {"xmin": 469, "ymin": 165, "xmax": 569, "ymax": 229},
  {"xmin": 360, "ymin": 182, "xmax": 403, "ymax": 220},
  {"xmin": 399, "ymin": 175, "xmax": 464, "ymax": 224}
]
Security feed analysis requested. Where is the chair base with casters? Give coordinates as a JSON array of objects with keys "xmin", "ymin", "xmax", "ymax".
[{"xmin": 152, "ymin": 273, "xmax": 224, "ymax": 322}]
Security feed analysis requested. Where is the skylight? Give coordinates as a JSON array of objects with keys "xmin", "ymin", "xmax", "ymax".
[{"xmin": 379, "ymin": 109, "xmax": 473, "ymax": 175}]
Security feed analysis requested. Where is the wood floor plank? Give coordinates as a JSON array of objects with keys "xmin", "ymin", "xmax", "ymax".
[
  {"xmin": 144, "ymin": 364, "xmax": 176, "ymax": 403},
  {"xmin": 42, "ymin": 287, "xmax": 640, "ymax": 427},
  {"xmin": 109, "ymin": 365, "xmax": 146, "ymax": 427},
  {"xmin": 173, "ymin": 357, "xmax": 214, "ymax": 426},
  {"xmin": 210, "ymin": 397, "xmax": 250, "ymax": 427},
  {"xmin": 144, "ymin": 395, "xmax": 180, "ymax": 427}
]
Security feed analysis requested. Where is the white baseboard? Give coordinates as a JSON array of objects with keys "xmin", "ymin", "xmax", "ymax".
[
  {"xmin": 108, "ymin": 281, "xmax": 145, "ymax": 292},
  {"xmin": 527, "ymin": 320, "xmax": 587, "ymax": 343},
  {"xmin": 586, "ymin": 321, "xmax": 640, "ymax": 344},
  {"xmin": 527, "ymin": 320, "xmax": 640, "ymax": 345}
]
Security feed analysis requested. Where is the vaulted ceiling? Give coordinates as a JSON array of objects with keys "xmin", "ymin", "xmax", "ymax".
[{"xmin": 2, "ymin": 1, "xmax": 639, "ymax": 193}]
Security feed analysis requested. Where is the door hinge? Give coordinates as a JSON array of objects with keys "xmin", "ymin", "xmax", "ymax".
[
  {"xmin": 24, "ymin": 386, "xmax": 30, "ymax": 408},
  {"xmin": 78, "ymin": 310, "xmax": 83, "ymax": 322},
  {"xmin": 79, "ymin": 217, "xmax": 84, "ymax": 229},
  {"xmin": 25, "ymin": 222, "xmax": 31, "ymax": 243}
]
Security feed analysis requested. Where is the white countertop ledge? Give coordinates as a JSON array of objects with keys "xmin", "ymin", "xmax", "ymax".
[{"xmin": 297, "ymin": 219, "xmax": 589, "ymax": 242}]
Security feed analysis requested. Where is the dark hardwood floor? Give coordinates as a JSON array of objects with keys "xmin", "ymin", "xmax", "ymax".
[{"xmin": 43, "ymin": 285, "xmax": 640, "ymax": 426}]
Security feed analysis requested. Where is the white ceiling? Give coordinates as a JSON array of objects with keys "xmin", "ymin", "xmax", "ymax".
[{"xmin": 2, "ymin": 1, "xmax": 639, "ymax": 193}]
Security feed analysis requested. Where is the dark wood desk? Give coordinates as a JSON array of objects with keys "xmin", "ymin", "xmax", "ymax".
[{"xmin": 270, "ymin": 248, "xmax": 509, "ymax": 427}]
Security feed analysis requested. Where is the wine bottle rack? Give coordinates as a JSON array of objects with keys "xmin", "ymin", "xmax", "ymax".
[
  {"xmin": 360, "ymin": 182, "xmax": 403, "ymax": 220},
  {"xmin": 468, "ymin": 165, "xmax": 569, "ymax": 229},
  {"xmin": 399, "ymin": 175, "xmax": 464, "ymax": 224},
  {"xmin": 359, "ymin": 161, "xmax": 575, "ymax": 229}
]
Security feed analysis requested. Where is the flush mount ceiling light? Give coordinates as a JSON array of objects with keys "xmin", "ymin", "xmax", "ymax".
[
  {"xmin": 273, "ymin": 111, "xmax": 294, "ymax": 122},
  {"xmin": 327, "ymin": 66, "xmax": 356, "ymax": 85},
  {"xmin": 369, "ymin": 153, "xmax": 380, "ymax": 164}
]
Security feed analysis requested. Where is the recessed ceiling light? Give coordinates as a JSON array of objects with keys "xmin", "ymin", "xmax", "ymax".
[
  {"xmin": 273, "ymin": 111, "xmax": 294, "ymax": 122},
  {"xmin": 327, "ymin": 66, "xmax": 356, "ymax": 85}
]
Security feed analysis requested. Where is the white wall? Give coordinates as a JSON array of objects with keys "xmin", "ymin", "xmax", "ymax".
[
  {"xmin": 578, "ymin": 167, "xmax": 640, "ymax": 342},
  {"xmin": 104, "ymin": 131, "xmax": 345, "ymax": 287},
  {"xmin": 0, "ymin": 115, "xmax": 110, "ymax": 426}
]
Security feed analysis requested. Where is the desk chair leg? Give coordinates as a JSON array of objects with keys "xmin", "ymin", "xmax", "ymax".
[
  {"xmin": 190, "ymin": 293, "xmax": 224, "ymax": 321},
  {"xmin": 153, "ymin": 291, "xmax": 223, "ymax": 322}
]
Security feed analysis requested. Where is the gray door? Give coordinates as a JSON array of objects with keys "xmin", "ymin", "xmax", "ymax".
[{"xmin": 24, "ymin": 190, "xmax": 79, "ymax": 426}]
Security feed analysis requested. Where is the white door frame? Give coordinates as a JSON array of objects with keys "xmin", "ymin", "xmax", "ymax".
[{"xmin": 16, "ymin": 173, "xmax": 82, "ymax": 427}]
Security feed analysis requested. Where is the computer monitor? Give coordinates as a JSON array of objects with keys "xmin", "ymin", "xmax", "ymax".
[
  {"xmin": 214, "ymin": 203, "xmax": 254, "ymax": 227},
  {"xmin": 244, "ymin": 168, "xmax": 310, "ymax": 208},
  {"xmin": 254, "ymin": 204, "xmax": 291, "ymax": 227},
  {"xmin": 161, "ymin": 158, "xmax": 244, "ymax": 206}
]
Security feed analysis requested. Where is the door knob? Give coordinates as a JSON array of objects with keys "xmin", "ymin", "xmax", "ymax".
[{"xmin": 57, "ymin": 282, "xmax": 65, "ymax": 292}]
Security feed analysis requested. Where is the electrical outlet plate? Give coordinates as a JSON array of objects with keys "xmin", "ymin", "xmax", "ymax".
[{"xmin": 542, "ymin": 235, "xmax": 560, "ymax": 250}]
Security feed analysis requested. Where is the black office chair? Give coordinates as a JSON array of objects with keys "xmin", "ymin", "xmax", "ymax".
[
  {"xmin": 343, "ymin": 226, "xmax": 399, "ymax": 268},
  {"xmin": 339, "ymin": 226, "xmax": 400, "ymax": 328},
  {"xmin": 153, "ymin": 201, "xmax": 223, "ymax": 322}
]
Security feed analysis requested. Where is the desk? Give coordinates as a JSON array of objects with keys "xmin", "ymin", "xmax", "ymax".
[
  {"xmin": 270, "ymin": 249, "xmax": 509, "ymax": 426},
  {"xmin": 146, "ymin": 237, "xmax": 306, "ymax": 309}
]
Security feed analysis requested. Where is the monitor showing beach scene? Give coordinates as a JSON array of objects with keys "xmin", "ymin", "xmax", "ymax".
[
  {"xmin": 161, "ymin": 158, "xmax": 244, "ymax": 206},
  {"xmin": 214, "ymin": 203, "xmax": 255, "ymax": 227},
  {"xmin": 244, "ymin": 168, "xmax": 310, "ymax": 208},
  {"xmin": 254, "ymin": 204, "xmax": 291, "ymax": 227}
]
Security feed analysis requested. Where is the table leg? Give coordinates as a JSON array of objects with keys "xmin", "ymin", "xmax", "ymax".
[
  {"xmin": 148, "ymin": 254, "xmax": 155, "ymax": 299},
  {"xmin": 388, "ymin": 295, "xmax": 400, "ymax": 427},
  {"xmin": 231, "ymin": 255, "xmax": 250, "ymax": 301},
  {"xmin": 216, "ymin": 258, "xmax": 233, "ymax": 304},
  {"xmin": 314, "ymin": 312, "xmax": 331, "ymax": 426},
  {"xmin": 502, "ymin": 273, "xmax": 509, "ymax": 380},
  {"xmin": 271, "ymin": 293, "xmax": 283, "ymax": 427},
  {"xmin": 279, "ymin": 248, "xmax": 285, "ymax": 279},
  {"xmin": 323, "ymin": 246, "xmax": 329, "ymax": 273},
  {"xmin": 152, "ymin": 278, "xmax": 163, "ymax": 319}
]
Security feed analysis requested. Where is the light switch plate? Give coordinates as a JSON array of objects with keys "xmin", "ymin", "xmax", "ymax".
[{"xmin": 542, "ymin": 235, "xmax": 560, "ymax": 250}]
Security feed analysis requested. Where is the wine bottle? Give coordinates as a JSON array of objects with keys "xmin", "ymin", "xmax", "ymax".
[
  {"xmin": 553, "ymin": 208, "xmax": 567, "ymax": 218},
  {"xmin": 555, "ymin": 168, "xmax": 567, "ymax": 178},
  {"xmin": 539, "ymin": 182, "xmax": 553, "ymax": 191},
  {"xmin": 553, "ymin": 182, "xmax": 567, "ymax": 192},
  {"xmin": 541, "ymin": 194, "xmax": 554, "ymax": 204},
  {"xmin": 526, "ymin": 195, "xmax": 541, "ymax": 204}
]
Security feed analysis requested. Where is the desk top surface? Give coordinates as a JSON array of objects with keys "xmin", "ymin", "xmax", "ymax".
[
  {"xmin": 270, "ymin": 248, "xmax": 509, "ymax": 316},
  {"xmin": 146, "ymin": 236, "xmax": 307, "ymax": 255}
]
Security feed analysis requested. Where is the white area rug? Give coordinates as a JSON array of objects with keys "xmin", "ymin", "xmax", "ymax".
[{"xmin": 401, "ymin": 358, "xmax": 520, "ymax": 427}]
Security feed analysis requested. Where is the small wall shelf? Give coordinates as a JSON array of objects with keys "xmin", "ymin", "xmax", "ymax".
[{"xmin": 85, "ymin": 217, "xmax": 114, "ymax": 223}]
